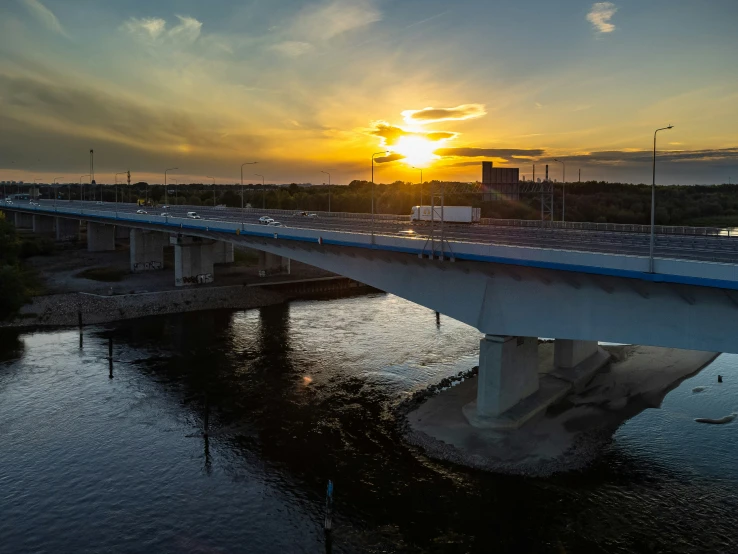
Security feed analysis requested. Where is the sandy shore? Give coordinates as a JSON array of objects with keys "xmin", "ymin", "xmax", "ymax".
[{"xmin": 403, "ymin": 344, "xmax": 718, "ymax": 476}]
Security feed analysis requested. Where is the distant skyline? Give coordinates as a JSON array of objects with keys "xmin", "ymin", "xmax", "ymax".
[{"xmin": 1, "ymin": 0, "xmax": 736, "ymax": 185}]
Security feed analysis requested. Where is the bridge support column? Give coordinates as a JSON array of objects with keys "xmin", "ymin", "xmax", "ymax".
[
  {"xmin": 554, "ymin": 340, "xmax": 599, "ymax": 369},
  {"xmin": 476, "ymin": 335, "xmax": 539, "ymax": 418},
  {"xmin": 130, "ymin": 229, "xmax": 168, "ymax": 272},
  {"xmin": 56, "ymin": 217, "xmax": 79, "ymax": 241},
  {"xmin": 14, "ymin": 212, "xmax": 33, "ymax": 229},
  {"xmin": 87, "ymin": 222, "xmax": 116, "ymax": 252},
  {"xmin": 258, "ymin": 251, "xmax": 290, "ymax": 277},
  {"xmin": 32, "ymin": 214, "xmax": 55, "ymax": 235},
  {"xmin": 212, "ymin": 241, "xmax": 234, "ymax": 264},
  {"xmin": 171, "ymin": 235, "xmax": 214, "ymax": 287},
  {"xmin": 115, "ymin": 226, "xmax": 130, "ymax": 240}
]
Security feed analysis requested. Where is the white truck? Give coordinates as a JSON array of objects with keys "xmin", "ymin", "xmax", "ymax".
[{"xmin": 410, "ymin": 205, "xmax": 481, "ymax": 223}]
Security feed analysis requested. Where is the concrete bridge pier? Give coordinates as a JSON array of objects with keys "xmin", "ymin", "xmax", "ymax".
[
  {"xmin": 464, "ymin": 336, "xmax": 607, "ymax": 429},
  {"xmin": 115, "ymin": 226, "xmax": 130, "ymax": 240},
  {"xmin": 32, "ymin": 214, "xmax": 56, "ymax": 235},
  {"xmin": 171, "ymin": 235, "xmax": 215, "ymax": 287},
  {"xmin": 130, "ymin": 229, "xmax": 169, "ymax": 272},
  {"xmin": 14, "ymin": 212, "xmax": 33, "ymax": 229},
  {"xmin": 87, "ymin": 222, "xmax": 116, "ymax": 252},
  {"xmin": 56, "ymin": 217, "xmax": 80, "ymax": 241},
  {"xmin": 258, "ymin": 251, "xmax": 290, "ymax": 277},
  {"xmin": 212, "ymin": 241, "xmax": 235, "ymax": 264}
]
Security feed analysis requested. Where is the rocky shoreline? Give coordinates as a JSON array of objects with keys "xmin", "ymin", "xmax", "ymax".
[{"xmin": 1, "ymin": 285, "xmax": 286, "ymax": 330}]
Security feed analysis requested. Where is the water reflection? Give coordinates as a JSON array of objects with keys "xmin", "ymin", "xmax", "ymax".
[{"xmin": 1, "ymin": 296, "xmax": 737, "ymax": 553}]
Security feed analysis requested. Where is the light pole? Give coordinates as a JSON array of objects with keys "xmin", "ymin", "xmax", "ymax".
[
  {"xmin": 80, "ymin": 174, "xmax": 90, "ymax": 202},
  {"xmin": 115, "ymin": 172, "xmax": 127, "ymax": 204},
  {"xmin": 165, "ymin": 168, "xmax": 178, "ymax": 206},
  {"xmin": 255, "ymin": 174, "xmax": 265, "ymax": 209},
  {"xmin": 53, "ymin": 177, "xmax": 63, "ymax": 207},
  {"xmin": 207, "ymin": 177, "xmax": 216, "ymax": 207},
  {"xmin": 321, "ymin": 170, "xmax": 331, "ymax": 212},
  {"xmin": 171, "ymin": 179, "xmax": 178, "ymax": 206},
  {"xmin": 372, "ymin": 151, "xmax": 389, "ymax": 242},
  {"xmin": 554, "ymin": 159, "xmax": 566, "ymax": 221},
  {"xmin": 650, "ymin": 125, "xmax": 674, "ymax": 273},
  {"xmin": 241, "ymin": 162, "xmax": 258, "ymax": 222},
  {"xmin": 413, "ymin": 166, "xmax": 423, "ymax": 206}
]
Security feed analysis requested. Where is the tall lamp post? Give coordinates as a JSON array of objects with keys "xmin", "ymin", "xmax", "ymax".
[
  {"xmin": 321, "ymin": 170, "xmax": 331, "ymax": 212},
  {"xmin": 206, "ymin": 177, "xmax": 216, "ymax": 207},
  {"xmin": 554, "ymin": 158, "xmax": 566, "ymax": 221},
  {"xmin": 165, "ymin": 168, "xmax": 178, "ymax": 206},
  {"xmin": 650, "ymin": 125, "xmax": 674, "ymax": 273},
  {"xmin": 80, "ymin": 174, "xmax": 90, "ymax": 203},
  {"xmin": 53, "ymin": 177, "xmax": 63, "ymax": 207},
  {"xmin": 115, "ymin": 172, "xmax": 127, "ymax": 204},
  {"xmin": 371, "ymin": 151, "xmax": 389, "ymax": 242},
  {"xmin": 241, "ymin": 162, "xmax": 258, "ymax": 222},
  {"xmin": 413, "ymin": 166, "xmax": 423, "ymax": 206},
  {"xmin": 255, "ymin": 174, "xmax": 265, "ymax": 209}
]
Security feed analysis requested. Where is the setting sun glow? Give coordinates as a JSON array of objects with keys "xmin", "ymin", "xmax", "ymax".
[{"xmin": 390, "ymin": 136, "xmax": 439, "ymax": 168}]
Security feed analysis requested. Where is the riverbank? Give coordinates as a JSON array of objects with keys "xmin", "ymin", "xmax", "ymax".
[{"xmin": 401, "ymin": 344, "xmax": 719, "ymax": 476}]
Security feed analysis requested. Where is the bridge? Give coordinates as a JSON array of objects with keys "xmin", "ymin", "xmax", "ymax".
[{"xmin": 4, "ymin": 198, "xmax": 738, "ymax": 428}]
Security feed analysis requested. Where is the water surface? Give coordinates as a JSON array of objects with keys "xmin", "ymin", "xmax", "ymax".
[{"xmin": 1, "ymin": 294, "xmax": 737, "ymax": 553}]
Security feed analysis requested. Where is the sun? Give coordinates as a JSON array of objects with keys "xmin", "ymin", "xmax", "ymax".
[{"xmin": 390, "ymin": 135, "xmax": 438, "ymax": 167}]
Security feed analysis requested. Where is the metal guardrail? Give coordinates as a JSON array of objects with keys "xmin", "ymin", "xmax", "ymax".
[{"xmin": 477, "ymin": 217, "xmax": 734, "ymax": 237}]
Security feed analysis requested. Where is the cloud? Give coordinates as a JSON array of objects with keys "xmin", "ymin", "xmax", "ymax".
[
  {"xmin": 168, "ymin": 15, "xmax": 203, "ymax": 43},
  {"xmin": 292, "ymin": 0, "xmax": 381, "ymax": 41},
  {"xmin": 374, "ymin": 153, "xmax": 405, "ymax": 164},
  {"xmin": 558, "ymin": 148, "xmax": 738, "ymax": 165},
  {"xmin": 271, "ymin": 41, "xmax": 314, "ymax": 57},
  {"xmin": 21, "ymin": 0, "xmax": 69, "ymax": 39},
  {"xmin": 123, "ymin": 15, "xmax": 202, "ymax": 44},
  {"xmin": 369, "ymin": 122, "xmax": 457, "ymax": 146},
  {"xmin": 587, "ymin": 2, "xmax": 618, "ymax": 34},
  {"xmin": 402, "ymin": 104, "xmax": 486, "ymax": 124},
  {"xmin": 435, "ymin": 147, "xmax": 546, "ymax": 158}
]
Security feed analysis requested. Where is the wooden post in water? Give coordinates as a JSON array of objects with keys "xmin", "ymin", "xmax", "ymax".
[{"xmin": 324, "ymin": 480, "xmax": 334, "ymax": 534}]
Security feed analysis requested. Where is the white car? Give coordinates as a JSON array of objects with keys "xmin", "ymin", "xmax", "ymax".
[
  {"xmin": 267, "ymin": 221, "xmax": 284, "ymax": 227},
  {"xmin": 161, "ymin": 205, "xmax": 170, "ymax": 209},
  {"xmin": 306, "ymin": 213, "xmax": 317, "ymax": 218},
  {"xmin": 136, "ymin": 209, "xmax": 147, "ymax": 214},
  {"xmin": 397, "ymin": 230, "xmax": 417, "ymax": 237},
  {"xmin": 160, "ymin": 212, "xmax": 170, "ymax": 217},
  {"xmin": 259, "ymin": 216, "xmax": 274, "ymax": 224},
  {"xmin": 187, "ymin": 211, "xmax": 201, "ymax": 219}
]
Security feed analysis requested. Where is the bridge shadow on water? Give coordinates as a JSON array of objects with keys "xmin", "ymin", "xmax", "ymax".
[{"xmin": 24, "ymin": 298, "xmax": 738, "ymax": 554}]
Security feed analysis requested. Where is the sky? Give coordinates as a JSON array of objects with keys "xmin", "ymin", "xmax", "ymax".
[{"xmin": 0, "ymin": 0, "xmax": 737, "ymax": 185}]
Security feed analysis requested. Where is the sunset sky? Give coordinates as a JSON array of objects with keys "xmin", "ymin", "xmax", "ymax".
[{"xmin": 1, "ymin": 0, "xmax": 736, "ymax": 185}]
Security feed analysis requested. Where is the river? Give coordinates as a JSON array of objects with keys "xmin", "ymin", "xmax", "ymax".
[{"xmin": 1, "ymin": 293, "xmax": 736, "ymax": 553}]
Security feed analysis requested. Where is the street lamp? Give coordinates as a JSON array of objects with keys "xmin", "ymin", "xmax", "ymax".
[
  {"xmin": 554, "ymin": 159, "xmax": 566, "ymax": 221},
  {"xmin": 241, "ymin": 162, "xmax": 258, "ymax": 222},
  {"xmin": 165, "ymin": 168, "xmax": 178, "ymax": 206},
  {"xmin": 372, "ymin": 151, "xmax": 389, "ymax": 242},
  {"xmin": 321, "ymin": 170, "xmax": 331, "ymax": 212},
  {"xmin": 207, "ymin": 176, "xmax": 216, "ymax": 207},
  {"xmin": 650, "ymin": 124, "xmax": 674, "ymax": 273},
  {"xmin": 255, "ymin": 174, "xmax": 265, "ymax": 209},
  {"xmin": 412, "ymin": 166, "xmax": 423, "ymax": 206},
  {"xmin": 80, "ymin": 174, "xmax": 90, "ymax": 202},
  {"xmin": 53, "ymin": 177, "xmax": 63, "ymax": 207},
  {"xmin": 115, "ymin": 172, "xmax": 127, "ymax": 204}
]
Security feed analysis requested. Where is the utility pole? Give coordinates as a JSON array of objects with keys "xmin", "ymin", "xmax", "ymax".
[{"xmin": 650, "ymin": 125, "xmax": 674, "ymax": 273}]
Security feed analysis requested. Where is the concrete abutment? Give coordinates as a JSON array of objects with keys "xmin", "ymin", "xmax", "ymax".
[
  {"xmin": 171, "ymin": 235, "xmax": 215, "ymax": 287},
  {"xmin": 212, "ymin": 241, "xmax": 235, "ymax": 264},
  {"xmin": 32, "ymin": 214, "xmax": 56, "ymax": 235},
  {"xmin": 87, "ymin": 222, "xmax": 116, "ymax": 252},
  {"xmin": 258, "ymin": 251, "xmax": 290, "ymax": 277},
  {"xmin": 14, "ymin": 212, "xmax": 33, "ymax": 229},
  {"xmin": 130, "ymin": 229, "xmax": 169, "ymax": 272}
]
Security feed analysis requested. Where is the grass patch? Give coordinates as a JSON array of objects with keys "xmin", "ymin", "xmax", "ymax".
[
  {"xmin": 76, "ymin": 266, "xmax": 127, "ymax": 282},
  {"xmin": 234, "ymin": 248, "xmax": 259, "ymax": 267}
]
